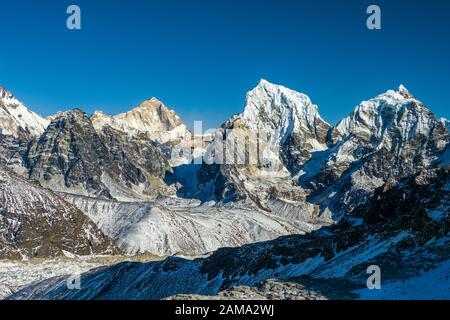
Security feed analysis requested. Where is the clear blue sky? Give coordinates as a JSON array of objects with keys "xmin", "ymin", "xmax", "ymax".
[{"xmin": 1, "ymin": 0, "xmax": 449, "ymax": 129}]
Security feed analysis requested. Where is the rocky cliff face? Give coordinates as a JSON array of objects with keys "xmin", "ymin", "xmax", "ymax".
[
  {"xmin": 0, "ymin": 165, "xmax": 119, "ymax": 259},
  {"xmin": 27, "ymin": 109, "xmax": 114, "ymax": 198},
  {"xmin": 299, "ymin": 85, "xmax": 449, "ymax": 218},
  {"xmin": 26, "ymin": 109, "xmax": 171, "ymax": 200},
  {"xmin": 0, "ymin": 133, "xmax": 30, "ymax": 177}
]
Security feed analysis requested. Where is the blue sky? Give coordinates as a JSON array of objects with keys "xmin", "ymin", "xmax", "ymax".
[{"xmin": 0, "ymin": 0, "xmax": 449, "ymax": 129}]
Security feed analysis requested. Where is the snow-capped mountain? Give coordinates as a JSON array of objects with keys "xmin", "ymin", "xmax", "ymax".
[
  {"xmin": 91, "ymin": 97, "xmax": 194, "ymax": 166},
  {"xmin": 208, "ymin": 79, "xmax": 331, "ymax": 173},
  {"xmin": 172, "ymin": 80, "xmax": 449, "ymax": 227},
  {"xmin": 241, "ymin": 79, "xmax": 331, "ymax": 172},
  {"xmin": 190, "ymin": 80, "xmax": 332, "ymax": 210},
  {"xmin": 92, "ymin": 98, "xmax": 191, "ymax": 150},
  {"xmin": 92, "ymin": 97, "xmax": 190, "ymax": 144},
  {"xmin": 299, "ymin": 85, "xmax": 449, "ymax": 218},
  {"xmin": 0, "ymin": 86, "xmax": 49, "ymax": 139},
  {"xmin": 26, "ymin": 109, "xmax": 172, "ymax": 201},
  {"xmin": 0, "ymin": 79, "xmax": 449, "ymax": 301},
  {"xmin": 331, "ymin": 84, "xmax": 446, "ymax": 152},
  {"xmin": 0, "ymin": 165, "xmax": 119, "ymax": 259}
]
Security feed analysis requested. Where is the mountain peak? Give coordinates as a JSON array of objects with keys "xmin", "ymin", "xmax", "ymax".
[
  {"xmin": 136, "ymin": 96, "xmax": 162, "ymax": 106},
  {"xmin": 332, "ymin": 84, "xmax": 442, "ymax": 146},
  {"xmin": 254, "ymin": 79, "xmax": 290, "ymax": 93},
  {"xmin": 48, "ymin": 109, "xmax": 93, "ymax": 131},
  {"xmin": 0, "ymin": 86, "xmax": 49, "ymax": 138},
  {"xmin": 91, "ymin": 97, "xmax": 190, "ymax": 146},
  {"xmin": 398, "ymin": 84, "xmax": 408, "ymax": 93},
  {"xmin": 132, "ymin": 97, "xmax": 167, "ymax": 112},
  {"xmin": 243, "ymin": 79, "xmax": 326, "ymax": 125},
  {"xmin": 0, "ymin": 85, "xmax": 22, "ymax": 107},
  {"xmin": 92, "ymin": 110, "xmax": 108, "ymax": 117},
  {"xmin": 234, "ymin": 80, "xmax": 331, "ymax": 169},
  {"xmin": 257, "ymin": 78, "xmax": 271, "ymax": 87},
  {"xmin": 0, "ymin": 85, "xmax": 14, "ymax": 100},
  {"xmin": 55, "ymin": 108, "xmax": 88, "ymax": 119},
  {"xmin": 149, "ymin": 96, "xmax": 161, "ymax": 103},
  {"xmin": 398, "ymin": 84, "xmax": 413, "ymax": 99}
]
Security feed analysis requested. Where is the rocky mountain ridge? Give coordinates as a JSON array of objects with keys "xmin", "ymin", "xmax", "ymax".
[
  {"xmin": 0, "ymin": 80, "xmax": 449, "ymax": 300},
  {"xmin": 194, "ymin": 81, "xmax": 448, "ymax": 220},
  {"xmin": 0, "ymin": 164, "xmax": 120, "ymax": 259},
  {"xmin": 26, "ymin": 109, "xmax": 172, "ymax": 201},
  {"xmin": 0, "ymin": 80, "xmax": 448, "ymax": 261}
]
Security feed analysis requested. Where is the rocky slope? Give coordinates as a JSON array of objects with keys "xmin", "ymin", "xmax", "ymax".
[
  {"xmin": 59, "ymin": 194, "xmax": 329, "ymax": 256},
  {"xmin": 26, "ymin": 109, "xmax": 171, "ymax": 200},
  {"xmin": 0, "ymin": 165, "xmax": 119, "ymax": 259},
  {"xmin": 9, "ymin": 162, "xmax": 449, "ymax": 299},
  {"xmin": 0, "ymin": 133, "xmax": 30, "ymax": 177},
  {"xmin": 168, "ymin": 277, "xmax": 357, "ymax": 300}
]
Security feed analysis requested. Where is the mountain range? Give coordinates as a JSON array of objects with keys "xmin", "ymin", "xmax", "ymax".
[{"xmin": 0, "ymin": 80, "xmax": 448, "ymax": 299}]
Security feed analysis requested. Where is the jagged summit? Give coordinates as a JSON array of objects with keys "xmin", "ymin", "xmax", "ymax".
[
  {"xmin": 244, "ymin": 79, "xmax": 319, "ymax": 117},
  {"xmin": 56, "ymin": 108, "xmax": 86, "ymax": 117},
  {"xmin": 198, "ymin": 80, "xmax": 333, "ymax": 205},
  {"xmin": 241, "ymin": 79, "xmax": 330, "ymax": 145},
  {"xmin": 244, "ymin": 79, "xmax": 323, "ymax": 127},
  {"xmin": 374, "ymin": 84, "xmax": 418, "ymax": 104},
  {"xmin": 332, "ymin": 85, "xmax": 437, "ymax": 145},
  {"xmin": 48, "ymin": 109, "xmax": 93, "ymax": 130},
  {"xmin": 304, "ymin": 85, "xmax": 449, "ymax": 219},
  {"xmin": 398, "ymin": 84, "xmax": 412, "ymax": 98},
  {"xmin": 0, "ymin": 86, "xmax": 49, "ymax": 138},
  {"xmin": 91, "ymin": 97, "xmax": 191, "ymax": 145},
  {"xmin": 0, "ymin": 86, "xmax": 15, "ymax": 100},
  {"xmin": 137, "ymin": 96, "xmax": 165, "ymax": 106}
]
